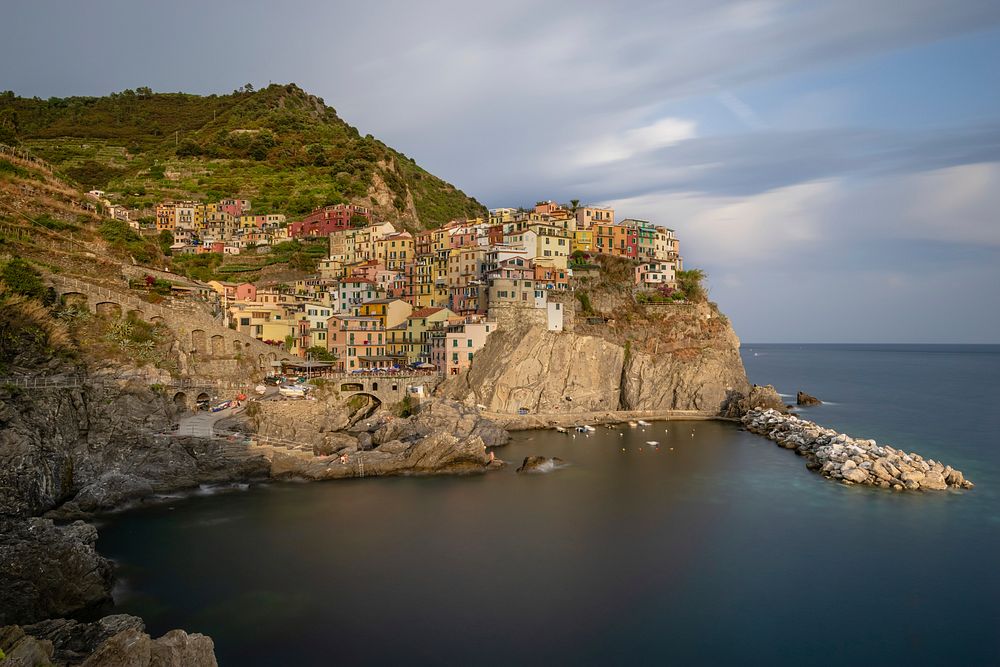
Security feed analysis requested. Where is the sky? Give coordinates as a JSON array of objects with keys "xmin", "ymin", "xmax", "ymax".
[{"xmin": 3, "ymin": 0, "xmax": 1000, "ymax": 343}]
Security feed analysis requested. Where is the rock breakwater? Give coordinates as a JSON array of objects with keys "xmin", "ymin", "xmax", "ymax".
[{"xmin": 743, "ymin": 409, "xmax": 973, "ymax": 491}]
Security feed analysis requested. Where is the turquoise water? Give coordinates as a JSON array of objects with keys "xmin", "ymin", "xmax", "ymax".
[{"xmin": 99, "ymin": 345, "xmax": 1000, "ymax": 665}]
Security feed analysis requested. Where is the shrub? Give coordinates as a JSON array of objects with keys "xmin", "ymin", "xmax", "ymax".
[
  {"xmin": 677, "ymin": 269, "xmax": 707, "ymax": 303},
  {"xmin": 1, "ymin": 257, "xmax": 45, "ymax": 299}
]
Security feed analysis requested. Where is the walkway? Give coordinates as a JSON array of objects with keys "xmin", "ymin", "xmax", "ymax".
[{"xmin": 176, "ymin": 403, "xmax": 245, "ymax": 437}]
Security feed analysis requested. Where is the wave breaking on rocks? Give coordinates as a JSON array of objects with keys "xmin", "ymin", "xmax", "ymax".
[{"xmin": 742, "ymin": 409, "xmax": 973, "ymax": 491}]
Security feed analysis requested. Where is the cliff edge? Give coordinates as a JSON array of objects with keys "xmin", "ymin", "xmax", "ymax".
[{"xmin": 441, "ymin": 301, "xmax": 777, "ymax": 417}]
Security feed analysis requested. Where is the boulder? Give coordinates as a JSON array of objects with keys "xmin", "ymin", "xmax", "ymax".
[
  {"xmin": 21, "ymin": 615, "xmax": 145, "ymax": 665},
  {"xmin": 919, "ymin": 472, "xmax": 948, "ymax": 491},
  {"xmin": 516, "ymin": 456, "xmax": 566, "ymax": 474},
  {"xmin": 842, "ymin": 467, "xmax": 868, "ymax": 484},
  {"xmin": 79, "ymin": 626, "xmax": 217, "ymax": 667},
  {"xmin": 373, "ymin": 399, "xmax": 508, "ymax": 448},
  {"xmin": 796, "ymin": 391, "xmax": 822, "ymax": 406},
  {"xmin": 0, "ymin": 519, "xmax": 112, "ymax": 625}
]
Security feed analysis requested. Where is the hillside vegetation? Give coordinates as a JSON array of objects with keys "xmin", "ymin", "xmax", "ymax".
[{"xmin": 0, "ymin": 84, "xmax": 486, "ymax": 229}]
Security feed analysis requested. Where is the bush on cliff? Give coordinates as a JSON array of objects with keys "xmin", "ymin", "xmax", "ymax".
[
  {"xmin": 677, "ymin": 269, "xmax": 707, "ymax": 303},
  {"xmin": 0, "ymin": 257, "xmax": 45, "ymax": 300},
  {"xmin": 0, "ymin": 285, "xmax": 70, "ymax": 367}
]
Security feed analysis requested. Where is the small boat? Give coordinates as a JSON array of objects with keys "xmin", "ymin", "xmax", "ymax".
[
  {"xmin": 575, "ymin": 426, "xmax": 588, "ymax": 433},
  {"xmin": 255, "ymin": 384, "xmax": 266, "ymax": 395},
  {"xmin": 555, "ymin": 426, "xmax": 567, "ymax": 433},
  {"xmin": 583, "ymin": 425, "xmax": 596, "ymax": 432},
  {"xmin": 637, "ymin": 420, "xmax": 652, "ymax": 426},
  {"xmin": 646, "ymin": 440, "xmax": 659, "ymax": 446},
  {"xmin": 210, "ymin": 400, "xmax": 232, "ymax": 412},
  {"xmin": 628, "ymin": 421, "xmax": 638, "ymax": 428}
]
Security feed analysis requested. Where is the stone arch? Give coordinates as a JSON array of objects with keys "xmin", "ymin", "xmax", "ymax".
[
  {"xmin": 234, "ymin": 339, "xmax": 243, "ymax": 354},
  {"xmin": 267, "ymin": 352, "xmax": 277, "ymax": 362},
  {"xmin": 371, "ymin": 381, "xmax": 379, "ymax": 391},
  {"xmin": 258, "ymin": 354, "xmax": 266, "ymax": 370},
  {"xmin": 150, "ymin": 315, "xmax": 165, "ymax": 324},
  {"xmin": 191, "ymin": 329, "xmax": 207, "ymax": 353},
  {"xmin": 172, "ymin": 391, "xmax": 188, "ymax": 410},
  {"xmin": 61, "ymin": 291, "xmax": 88, "ymax": 309},
  {"xmin": 127, "ymin": 308, "xmax": 144, "ymax": 321},
  {"xmin": 196, "ymin": 392, "xmax": 211, "ymax": 405},
  {"xmin": 211, "ymin": 335, "xmax": 225, "ymax": 356},
  {"xmin": 95, "ymin": 301, "xmax": 122, "ymax": 318}
]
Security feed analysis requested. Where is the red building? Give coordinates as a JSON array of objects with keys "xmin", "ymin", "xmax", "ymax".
[{"xmin": 289, "ymin": 204, "xmax": 372, "ymax": 238}]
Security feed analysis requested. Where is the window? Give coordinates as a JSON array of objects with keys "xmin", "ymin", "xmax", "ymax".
[{"xmin": 467, "ymin": 339, "xmax": 473, "ymax": 347}]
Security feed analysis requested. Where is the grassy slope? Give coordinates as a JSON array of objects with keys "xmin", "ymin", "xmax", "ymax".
[{"xmin": 0, "ymin": 84, "xmax": 486, "ymax": 228}]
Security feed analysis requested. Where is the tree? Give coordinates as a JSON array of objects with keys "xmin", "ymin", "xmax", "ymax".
[
  {"xmin": 676, "ymin": 269, "xmax": 707, "ymax": 302},
  {"xmin": 305, "ymin": 345, "xmax": 336, "ymax": 362},
  {"xmin": 158, "ymin": 229, "xmax": 174, "ymax": 255},
  {"xmin": 569, "ymin": 199, "xmax": 580, "ymax": 213},
  {"xmin": 284, "ymin": 334, "xmax": 295, "ymax": 351}
]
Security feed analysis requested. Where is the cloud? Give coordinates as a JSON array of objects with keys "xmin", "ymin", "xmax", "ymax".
[{"xmin": 571, "ymin": 117, "xmax": 697, "ymax": 166}]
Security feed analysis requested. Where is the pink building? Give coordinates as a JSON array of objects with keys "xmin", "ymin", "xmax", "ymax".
[
  {"xmin": 429, "ymin": 317, "xmax": 496, "ymax": 376},
  {"xmin": 235, "ymin": 283, "xmax": 257, "ymax": 301}
]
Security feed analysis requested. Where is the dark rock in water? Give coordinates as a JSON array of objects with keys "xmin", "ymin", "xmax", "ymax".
[
  {"xmin": 797, "ymin": 391, "xmax": 822, "ymax": 406},
  {"xmin": 0, "ymin": 518, "xmax": 112, "ymax": 625},
  {"xmin": 516, "ymin": 456, "xmax": 566, "ymax": 474}
]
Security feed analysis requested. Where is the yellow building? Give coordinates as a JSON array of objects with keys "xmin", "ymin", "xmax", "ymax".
[
  {"xmin": 359, "ymin": 298, "xmax": 414, "ymax": 331},
  {"xmin": 572, "ymin": 229, "xmax": 594, "ymax": 254},
  {"xmin": 375, "ymin": 232, "xmax": 413, "ymax": 271}
]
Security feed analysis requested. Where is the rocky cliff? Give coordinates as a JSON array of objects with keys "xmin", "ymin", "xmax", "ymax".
[
  {"xmin": 441, "ymin": 301, "xmax": 764, "ymax": 416},
  {"xmin": 0, "ymin": 375, "xmax": 268, "ymax": 519}
]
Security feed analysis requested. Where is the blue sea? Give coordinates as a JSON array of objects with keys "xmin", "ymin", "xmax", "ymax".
[{"xmin": 99, "ymin": 344, "xmax": 1000, "ymax": 665}]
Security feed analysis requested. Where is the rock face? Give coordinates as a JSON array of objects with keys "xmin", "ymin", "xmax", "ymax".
[
  {"xmin": 0, "ymin": 518, "xmax": 112, "ymax": 625},
  {"xmin": 796, "ymin": 391, "xmax": 822, "ymax": 406},
  {"xmin": 743, "ymin": 409, "xmax": 974, "ymax": 491},
  {"xmin": 516, "ymin": 456, "xmax": 567, "ymax": 473},
  {"xmin": 720, "ymin": 384, "xmax": 787, "ymax": 418},
  {"xmin": 439, "ymin": 326, "xmax": 625, "ymax": 413},
  {"xmin": 440, "ymin": 302, "xmax": 753, "ymax": 416},
  {"xmin": 0, "ymin": 378, "xmax": 268, "ymax": 519},
  {"xmin": 268, "ymin": 430, "xmax": 493, "ymax": 480},
  {"xmin": 0, "ymin": 616, "xmax": 218, "ymax": 667},
  {"xmin": 372, "ymin": 399, "xmax": 509, "ymax": 449}
]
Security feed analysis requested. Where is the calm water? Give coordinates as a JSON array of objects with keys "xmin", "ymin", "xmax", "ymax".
[{"xmin": 99, "ymin": 344, "xmax": 1000, "ymax": 665}]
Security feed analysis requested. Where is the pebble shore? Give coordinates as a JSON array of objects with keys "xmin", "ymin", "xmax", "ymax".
[{"xmin": 742, "ymin": 409, "xmax": 973, "ymax": 491}]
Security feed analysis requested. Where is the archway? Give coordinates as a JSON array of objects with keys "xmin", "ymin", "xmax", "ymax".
[
  {"xmin": 95, "ymin": 301, "xmax": 122, "ymax": 318},
  {"xmin": 127, "ymin": 308, "xmax": 144, "ymax": 321},
  {"xmin": 150, "ymin": 315, "xmax": 165, "ymax": 324},
  {"xmin": 191, "ymin": 329, "xmax": 206, "ymax": 353},
  {"xmin": 235, "ymin": 340, "xmax": 244, "ymax": 355},
  {"xmin": 61, "ymin": 291, "xmax": 87, "ymax": 309},
  {"xmin": 258, "ymin": 354, "xmax": 266, "ymax": 370},
  {"xmin": 211, "ymin": 335, "xmax": 225, "ymax": 356},
  {"xmin": 371, "ymin": 381, "xmax": 379, "ymax": 391},
  {"xmin": 172, "ymin": 391, "xmax": 187, "ymax": 410}
]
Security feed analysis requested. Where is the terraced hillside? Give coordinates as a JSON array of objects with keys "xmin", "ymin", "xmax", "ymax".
[{"xmin": 0, "ymin": 84, "xmax": 486, "ymax": 229}]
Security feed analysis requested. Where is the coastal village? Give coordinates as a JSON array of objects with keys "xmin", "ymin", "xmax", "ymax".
[{"xmin": 99, "ymin": 192, "xmax": 685, "ymax": 376}]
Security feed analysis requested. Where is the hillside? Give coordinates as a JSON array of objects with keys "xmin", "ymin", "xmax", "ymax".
[{"xmin": 0, "ymin": 84, "xmax": 486, "ymax": 229}]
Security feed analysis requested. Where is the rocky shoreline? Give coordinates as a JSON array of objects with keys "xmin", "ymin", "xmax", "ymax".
[{"xmin": 743, "ymin": 409, "xmax": 973, "ymax": 491}]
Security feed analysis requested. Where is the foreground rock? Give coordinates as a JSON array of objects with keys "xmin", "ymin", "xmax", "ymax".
[
  {"xmin": 796, "ymin": 391, "xmax": 822, "ymax": 406},
  {"xmin": 0, "ymin": 519, "xmax": 112, "ymax": 625},
  {"xmin": 743, "ymin": 409, "xmax": 973, "ymax": 491},
  {"xmin": 516, "ymin": 456, "xmax": 567, "ymax": 474},
  {"xmin": 371, "ymin": 399, "xmax": 509, "ymax": 448},
  {"xmin": 0, "ymin": 615, "xmax": 217, "ymax": 666}
]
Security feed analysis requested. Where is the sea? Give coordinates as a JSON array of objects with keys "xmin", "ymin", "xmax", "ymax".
[{"xmin": 98, "ymin": 344, "xmax": 1000, "ymax": 665}]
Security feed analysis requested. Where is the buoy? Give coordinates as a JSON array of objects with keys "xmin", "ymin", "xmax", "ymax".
[{"xmin": 621, "ymin": 448, "xmax": 626, "ymax": 452}]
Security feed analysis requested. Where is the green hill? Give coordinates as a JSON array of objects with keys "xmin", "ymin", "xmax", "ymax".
[{"xmin": 0, "ymin": 84, "xmax": 486, "ymax": 229}]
